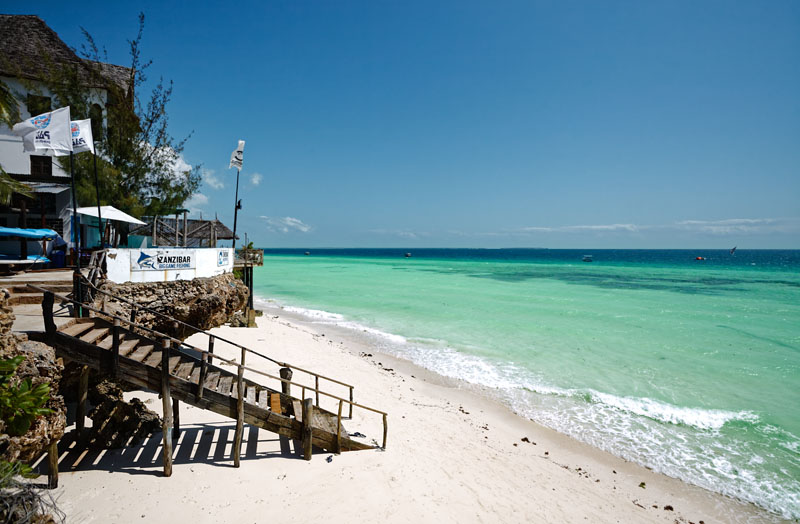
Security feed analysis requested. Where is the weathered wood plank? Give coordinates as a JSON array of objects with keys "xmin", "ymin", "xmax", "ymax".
[
  {"xmin": 174, "ymin": 362, "xmax": 194, "ymax": 381},
  {"xmin": 203, "ymin": 371, "xmax": 221, "ymax": 390},
  {"xmin": 217, "ymin": 375, "xmax": 233, "ymax": 394},
  {"xmin": 79, "ymin": 327, "xmax": 109, "ymax": 344},
  {"xmin": 60, "ymin": 321, "xmax": 95, "ymax": 338},
  {"xmin": 161, "ymin": 339, "xmax": 173, "ymax": 477},
  {"xmin": 76, "ymin": 365, "xmax": 89, "ymax": 438},
  {"xmin": 245, "ymin": 385, "xmax": 256, "ymax": 405},
  {"xmin": 302, "ymin": 398, "xmax": 313, "ymax": 460},
  {"xmin": 128, "ymin": 344, "xmax": 153, "ymax": 362},
  {"xmin": 118, "ymin": 338, "xmax": 140, "ymax": 356},
  {"xmin": 144, "ymin": 350, "xmax": 162, "ymax": 367}
]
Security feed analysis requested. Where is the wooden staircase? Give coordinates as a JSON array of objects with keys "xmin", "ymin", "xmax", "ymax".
[{"xmin": 31, "ymin": 283, "xmax": 387, "ymax": 480}]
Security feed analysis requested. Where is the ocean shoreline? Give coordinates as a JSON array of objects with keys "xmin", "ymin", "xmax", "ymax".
[{"xmin": 254, "ymin": 294, "xmax": 787, "ymax": 522}]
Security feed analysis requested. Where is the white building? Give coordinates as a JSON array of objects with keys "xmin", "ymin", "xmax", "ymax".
[{"xmin": 0, "ymin": 14, "xmax": 132, "ymax": 255}]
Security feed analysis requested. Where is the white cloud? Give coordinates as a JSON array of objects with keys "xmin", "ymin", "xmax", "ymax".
[
  {"xmin": 518, "ymin": 223, "xmax": 642, "ymax": 234},
  {"xmin": 250, "ymin": 173, "xmax": 263, "ymax": 186},
  {"xmin": 203, "ymin": 168, "xmax": 224, "ymax": 190},
  {"xmin": 184, "ymin": 193, "xmax": 209, "ymax": 215},
  {"xmin": 260, "ymin": 216, "xmax": 312, "ymax": 233},
  {"xmin": 673, "ymin": 218, "xmax": 795, "ymax": 235},
  {"xmin": 368, "ymin": 229, "xmax": 428, "ymax": 239}
]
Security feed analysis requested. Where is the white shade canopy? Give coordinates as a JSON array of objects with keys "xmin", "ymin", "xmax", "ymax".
[{"xmin": 69, "ymin": 205, "xmax": 146, "ymax": 225}]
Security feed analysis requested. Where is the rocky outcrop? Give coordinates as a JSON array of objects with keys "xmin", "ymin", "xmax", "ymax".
[
  {"xmin": 0, "ymin": 290, "xmax": 66, "ymax": 464},
  {"xmin": 93, "ymin": 273, "xmax": 249, "ymax": 339}
]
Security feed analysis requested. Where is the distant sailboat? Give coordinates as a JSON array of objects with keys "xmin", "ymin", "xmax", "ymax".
[{"xmin": 730, "ymin": 246, "xmax": 737, "ymax": 255}]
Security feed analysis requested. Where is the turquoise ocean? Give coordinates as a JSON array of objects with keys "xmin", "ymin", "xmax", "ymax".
[{"xmin": 252, "ymin": 249, "xmax": 799, "ymax": 519}]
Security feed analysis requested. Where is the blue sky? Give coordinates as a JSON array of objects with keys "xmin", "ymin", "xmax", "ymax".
[{"xmin": 8, "ymin": 1, "xmax": 799, "ymax": 248}]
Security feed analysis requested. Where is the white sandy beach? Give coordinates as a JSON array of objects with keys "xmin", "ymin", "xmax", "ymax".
[{"xmin": 42, "ymin": 312, "xmax": 782, "ymax": 523}]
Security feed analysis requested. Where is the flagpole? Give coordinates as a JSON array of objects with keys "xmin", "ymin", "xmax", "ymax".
[
  {"xmin": 92, "ymin": 145, "xmax": 104, "ymax": 247},
  {"xmin": 69, "ymin": 151, "xmax": 82, "ymax": 316},
  {"xmin": 232, "ymin": 167, "xmax": 240, "ymax": 250}
]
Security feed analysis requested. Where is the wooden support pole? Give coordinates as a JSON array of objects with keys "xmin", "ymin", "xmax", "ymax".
[
  {"xmin": 129, "ymin": 305, "xmax": 137, "ymax": 325},
  {"xmin": 349, "ymin": 386, "xmax": 354, "ymax": 419},
  {"xmin": 42, "ymin": 291, "xmax": 55, "ymax": 338},
  {"xmin": 161, "ymin": 338, "xmax": 173, "ymax": 477},
  {"xmin": 197, "ymin": 353, "xmax": 207, "ymax": 400},
  {"xmin": 382, "ymin": 414, "xmax": 388, "ymax": 450},
  {"xmin": 233, "ymin": 364, "xmax": 244, "ymax": 468},
  {"xmin": 111, "ymin": 318, "xmax": 120, "ymax": 376},
  {"xmin": 301, "ymin": 398, "xmax": 313, "ymax": 461},
  {"xmin": 336, "ymin": 399, "xmax": 343, "ymax": 455},
  {"xmin": 172, "ymin": 398, "xmax": 180, "ymax": 440},
  {"xmin": 47, "ymin": 440, "xmax": 58, "ymax": 489},
  {"xmin": 208, "ymin": 336, "xmax": 215, "ymax": 366},
  {"xmin": 315, "ymin": 376, "xmax": 320, "ymax": 407},
  {"xmin": 76, "ymin": 365, "xmax": 89, "ymax": 438},
  {"xmin": 279, "ymin": 367, "xmax": 292, "ymax": 397}
]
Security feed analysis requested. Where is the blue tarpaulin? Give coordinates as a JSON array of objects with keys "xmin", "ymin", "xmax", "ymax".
[
  {"xmin": 0, "ymin": 254, "xmax": 50, "ymax": 263},
  {"xmin": 0, "ymin": 227, "xmax": 59, "ymax": 240}
]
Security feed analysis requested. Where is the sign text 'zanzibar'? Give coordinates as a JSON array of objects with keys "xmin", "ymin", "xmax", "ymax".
[{"xmin": 131, "ymin": 250, "xmax": 196, "ymax": 271}]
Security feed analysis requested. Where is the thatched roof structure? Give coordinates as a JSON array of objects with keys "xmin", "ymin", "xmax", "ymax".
[
  {"xmin": 130, "ymin": 217, "xmax": 237, "ymax": 248},
  {"xmin": 0, "ymin": 14, "xmax": 133, "ymax": 94}
]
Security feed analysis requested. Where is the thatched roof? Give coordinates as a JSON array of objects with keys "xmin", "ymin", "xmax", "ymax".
[
  {"xmin": 130, "ymin": 217, "xmax": 237, "ymax": 247},
  {"xmin": 0, "ymin": 14, "xmax": 132, "ymax": 94}
]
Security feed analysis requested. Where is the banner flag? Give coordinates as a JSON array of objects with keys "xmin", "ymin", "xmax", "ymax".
[
  {"xmin": 229, "ymin": 139, "xmax": 245, "ymax": 170},
  {"xmin": 70, "ymin": 119, "xmax": 94, "ymax": 154},
  {"xmin": 11, "ymin": 106, "xmax": 73, "ymax": 156}
]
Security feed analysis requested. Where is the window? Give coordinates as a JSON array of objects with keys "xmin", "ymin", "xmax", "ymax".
[
  {"xmin": 26, "ymin": 94, "xmax": 51, "ymax": 116},
  {"xmin": 30, "ymin": 155, "xmax": 52, "ymax": 177}
]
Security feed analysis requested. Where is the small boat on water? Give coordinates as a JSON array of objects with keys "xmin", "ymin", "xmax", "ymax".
[
  {"xmin": 695, "ymin": 256, "xmax": 706, "ymax": 261},
  {"xmin": 582, "ymin": 255, "xmax": 593, "ymax": 262},
  {"xmin": 405, "ymin": 253, "xmax": 412, "ymax": 258}
]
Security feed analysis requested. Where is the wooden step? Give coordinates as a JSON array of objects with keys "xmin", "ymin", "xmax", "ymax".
[
  {"xmin": 128, "ymin": 344, "xmax": 154, "ymax": 362},
  {"xmin": 217, "ymin": 375, "xmax": 233, "ymax": 394},
  {"xmin": 60, "ymin": 321, "xmax": 96, "ymax": 338},
  {"xmin": 118, "ymin": 338, "xmax": 140, "ymax": 355},
  {"xmin": 79, "ymin": 327, "xmax": 109, "ymax": 344},
  {"xmin": 245, "ymin": 385, "xmax": 256, "ymax": 405},
  {"xmin": 203, "ymin": 371, "xmax": 221, "ymax": 389},
  {"xmin": 143, "ymin": 350, "xmax": 162, "ymax": 367},
  {"xmin": 8, "ymin": 293, "xmax": 43, "ymax": 305},
  {"xmin": 256, "ymin": 388, "xmax": 270, "ymax": 409},
  {"xmin": 174, "ymin": 361, "xmax": 194, "ymax": 381}
]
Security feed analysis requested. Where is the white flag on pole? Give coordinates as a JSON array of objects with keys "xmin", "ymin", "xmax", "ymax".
[
  {"xmin": 11, "ymin": 106, "xmax": 73, "ymax": 156},
  {"xmin": 69, "ymin": 119, "xmax": 94, "ymax": 154},
  {"xmin": 229, "ymin": 139, "xmax": 245, "ymax": 170}
]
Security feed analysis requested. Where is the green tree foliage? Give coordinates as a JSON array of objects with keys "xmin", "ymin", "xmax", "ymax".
[
  {"xmin": 0, "ymin": 356, "xmax": 52, "ymax": 437},
  {"xmin": 0, "ymin": 79, "xmax": 33, "ymax": 205},
  {"xmin": 11, "ymin": 13, "xmax": 200, "ymax": 217}
]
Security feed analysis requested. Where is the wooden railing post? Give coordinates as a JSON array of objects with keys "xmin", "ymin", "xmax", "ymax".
[
  {"xmin": 208, "ymin": 336, "xmax": 215, "ymax": 366},
  {"xmin": 197, "ymin": 352, "xmax": 207, "ymax": 400},
  {"xmin": 315, "ymin": 376, "xmax": 320, "ymax": 407},
  {"xmin": 279, "ymin": 367, "xmax": 292, "ymax": 415},
  {"xmin": 47, "ymin": 440, "xmax": 59, "ymax": 488},
  {"xmin": 335, "ymin": 399, "xmax": 343, "ymax": 455},
  {"xmin": 129, "ymin": 305, "xmax": 137, "ymax": 325},
  {"xmin": 301, "ymin": 398, "xmax": 313, "ymax": 461},
  {"xmin": 111, "ymin": 318, "xmax": 120, "ymax": 376},
  {"xmin": 161, "ymin": 338, "xmax": 173, "ymax": 477},
  {"xmin": 382, "ymin": 414, "xmax": 388, "ymax": 450},
  {"xmin": 233, "ymin": 363, "xmax": 244, "ymax": 468},
  {"xmin": 348, "ymin": 386, "xmax": 354, "ymax": 419},
  {"xmin": 41, "ymin": 291, "xmax": 56, "ymax": 338},
  {"xmin": 76, "ymin": 365, "xmax": 89, "ymax": 439}
]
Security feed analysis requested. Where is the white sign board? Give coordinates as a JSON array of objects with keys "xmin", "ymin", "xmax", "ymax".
[
  {"xmin": 217, "ymin": 249, "xmax": 230, "ymax": 267},
  {"xmin": 131, "ymin": 249, "xmax": 196, "ymax": 271}
]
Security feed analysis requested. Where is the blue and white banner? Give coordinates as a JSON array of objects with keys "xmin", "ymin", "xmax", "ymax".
[
  {"xmin": 131, "ymin": 249, "xmax": 196, "ymax": 271},
  {"xmin": 70, "ymin": 119, "xmax": 94, "ymax": 154},
  {"xmin": 12, "ymin": 106, "xmax": 73, "ymax": 156}
]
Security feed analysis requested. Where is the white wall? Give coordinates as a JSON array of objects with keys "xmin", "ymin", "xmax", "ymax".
[
  {"xmin": 0, "ymin": 75, "xmax": 108, "ymax": 177},
  {"xmin": 106, "ymin": 248, "xmax": 234, "ymax": 283}
]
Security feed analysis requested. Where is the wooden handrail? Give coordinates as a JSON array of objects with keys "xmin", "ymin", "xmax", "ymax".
[
  {"xmin": 31, "ymin": 284, "xmax": 389, "ymax": 439},
  {"xmin": 82, "ymin": 279, "xmax": 356, "ymax": 390}
]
